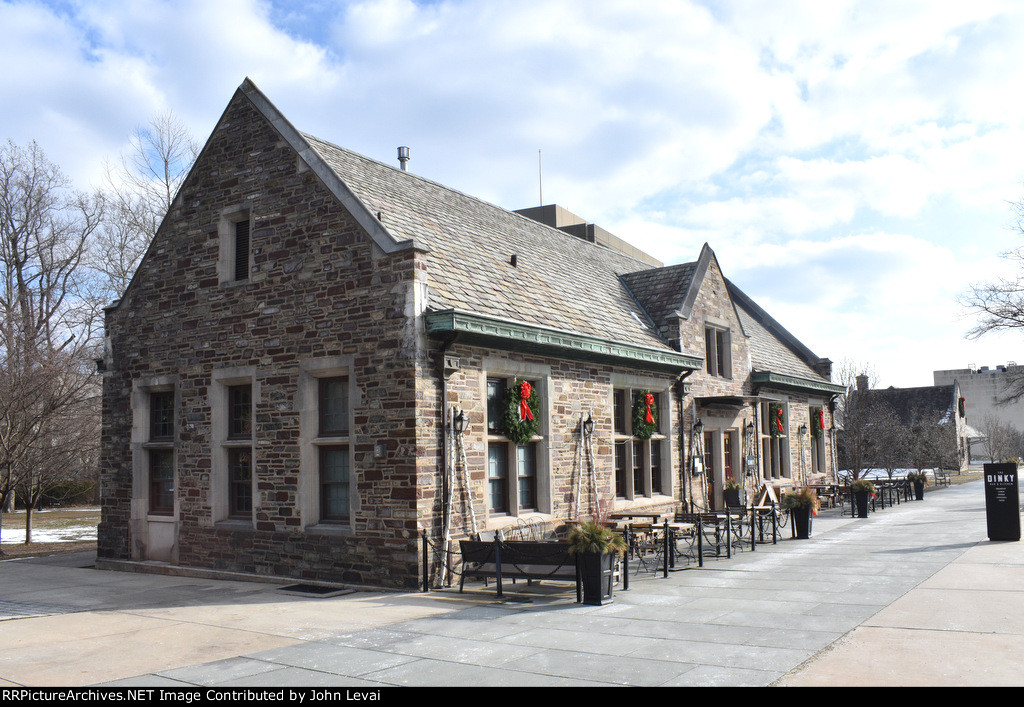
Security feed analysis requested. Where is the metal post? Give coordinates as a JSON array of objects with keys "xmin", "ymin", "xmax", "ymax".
[
  {"xmin": 771, "ymin": 500, "xmax": 778, "ymax": 544},
  {"xmin": 623, "ymin": 526, "xmax": 630, "ymax": 591},
  {"xmin": 421, "ymin": 530, "xmax": 429, "ymax": 592},
  {"xmin": 494, "ymin": 536, "xmax": 503, "ymax": 599},
  {"xmin": 663, "ymin": 521, "xmax": 669, "ymax": 577},
  {"xmin": 696, "ymin": 517, "xmax": 704, "ymax": 567},
  {"xmin": 726, "ymin": 513, "xmax": 732, "ymax": 559}
]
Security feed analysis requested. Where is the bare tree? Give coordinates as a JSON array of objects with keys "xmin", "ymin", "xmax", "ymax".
[
  {"xmin": 94, "ymin": 110, "xmax": 198, "ymax": 298},
  {"xmin": 833, "ymin": 360, "xmax": 880, "ymax": 480},
  {"xmin": 0, "ymin": 139, "xmax": 102, "ymax": 548},
  {"xmin": 962, "ymin": 197, "xmax": 1024, "ymax": 402}
]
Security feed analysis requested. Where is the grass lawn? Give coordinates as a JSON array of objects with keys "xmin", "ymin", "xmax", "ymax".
[{"xmin": 0, "ymin": 506, "xmax": 98, "ymax": 559}]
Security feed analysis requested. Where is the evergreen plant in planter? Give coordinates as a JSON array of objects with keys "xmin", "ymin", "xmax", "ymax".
[
  {"xmin": 568, "ymin": 520, "xmax": 626, "ymax": 606},
  {"xmin": 907, "ymin": 471, "xmax": 927, "ymax": 500},
  {"xmin": 723, "ymin": 478, "xmax": 743, "ymax": 508},
  {"xmin": 852, "ymin": 479, "xmax": 875, "ymax": 518},
  {"xmin": 781, "ymin": 488, "xmax": 818, "ymax": 539}
]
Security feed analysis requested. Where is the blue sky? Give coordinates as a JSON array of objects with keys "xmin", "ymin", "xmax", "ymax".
[{"xmin": 3, "ymin": 0, "xmax": 1023, "ymax": 388}]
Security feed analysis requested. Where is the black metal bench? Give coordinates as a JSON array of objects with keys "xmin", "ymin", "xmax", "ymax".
[{"xmin": 458, "ymin": 539, "xmax": 577, "ymax": 597}]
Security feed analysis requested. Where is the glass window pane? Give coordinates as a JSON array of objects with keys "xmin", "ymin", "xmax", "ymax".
[
  {"xmin": 651, "ymin": 441, "xmax": 662, "ymax": 495},
  {"xmin": 319, "ymin": 378, "xmax": 349, "ymax": 435},
  {"xmin": 488, "ymin": 443, "xmax": 508, "ymax": 513},
  {"xmin": 487, "ymin": 378, "xmax": 503, "ymax": 434},
  {"xmin": 228, "ymin": 447, "xmax": 252, "ymax": 517},
  {"xmin": 320, "ymin": 446, "xmax": 350, "ymax": 521},
  {"xmin": 149, "ymin": 449, "xmax": 174, "ymax": 514},
  {"xmin": 150, "ymin": 391, "xmax": 174, "ymax": 440},
  {"xmin": 517, "ymin": 444, "xmax": 536, "ymax": 510},
  {"xmin": 228, "ymin": 385, "xmax": 252, "ymax": 439}
]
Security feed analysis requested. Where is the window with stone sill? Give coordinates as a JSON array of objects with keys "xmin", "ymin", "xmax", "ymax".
[
  {"xmin": 226, "ymin": 384, "xmax": 253, "ymax": 519},
  {"xmin": 317, "ymin": 377, "xmax": 351, "ymax": 523},
  {"xmin": 217, "ymin": 208, "xmax": 252, "ymax": 284},
  {"xmin": 613, "ymin": 388, "xmax": 668, "ymax": 500},
  {"xmin": 146, "ymin": 390, "xmax": 175, "ymax": 515},
  {"xmin": 486, "ymin": 376, "xmax": 542, "ymax": 516},
  {"xmin": 705, "ymin": 326, "xmax": 731, "ymax": 379},
  {"xmin": 760, "ymin": 400, "xmax": 791, "ymax": 480}
]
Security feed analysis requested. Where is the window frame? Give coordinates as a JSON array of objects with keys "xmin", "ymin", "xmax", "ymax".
[
  {"xmin": 760, "ymin": 400, "xmax": 791, "ymax": 481},
  {"xmin": 211, "ymin": 369, "xmax": 257, "ymax": 525},
  {"xmin": 217, "ymin": 206, "xmax": 252, "ymax": 285},
  {"xmin": 483, "ymin": 371, "xmax": 548, "ymax": 518},
  {"xmin": 298, "ymin": 359, "xmax": 356, "ymax": 532},
  {"xmin": 704, "ymin": 325, "xmax": 731, "ymax": 379},
  {"xmin": 315, "ymin": 376, "xmax": 352, "ymax": 524},
  {"xmin": 612, "ymin": 386, "xmax": 669, "ymax": 501},
  {"xmin": 145, "ymin": 388, "xmax": 176, "ymax": 516}
]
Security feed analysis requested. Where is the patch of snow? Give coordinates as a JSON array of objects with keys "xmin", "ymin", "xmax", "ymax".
[{"xmin": 0, "ymin": 525, "xmax": 97, "ymax": 544}]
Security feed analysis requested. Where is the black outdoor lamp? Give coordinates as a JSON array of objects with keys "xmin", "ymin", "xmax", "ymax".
[
  {"xmin": 694, "ymin": 418, "xmax": 704, "ymax": 436},
  {"xmin": 798, "ymin": 423, "xmax": 808, "ymax": 436},
  {"xmin": 745, "ymin": 420, "xmax": 755, "ymax": 437},
  {"xmin": 453, "ymin": 408, "xmax": 469, "ymax": 436},
  {"xmin": 582, "ymin": 413, "xmax": 595, "ymax": 438}
]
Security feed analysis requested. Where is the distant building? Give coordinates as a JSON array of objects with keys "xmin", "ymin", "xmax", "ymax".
[
  {"xmin": 934, "ymin": 364, "xmax": 1024, "ymax": 432},
  {"xmin": 851, "ymin": 376, "xmax": 970, "ymax": 471}
]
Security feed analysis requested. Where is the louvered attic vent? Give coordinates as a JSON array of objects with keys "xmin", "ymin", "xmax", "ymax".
[{"xmin": 234, "ymin": 219, "xmax": 250, "ymax": 281}]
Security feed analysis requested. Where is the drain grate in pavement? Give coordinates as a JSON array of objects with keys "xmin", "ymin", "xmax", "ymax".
[
  {"xmin": 277, "ymin": 583, "xmax": 353, "ymax": 598},
  {"xmin": 0, "ymin": 600, "xmax": 77, "ymax": 621}
]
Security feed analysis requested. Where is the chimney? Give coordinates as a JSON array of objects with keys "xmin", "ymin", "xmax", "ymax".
[
  {"xmin": 397, "ymin": 146, "xmax": 410, "ymax": 171},
  {"xmin": 856, "ymin": 374, "xmax": 869, "ymax": 392}
]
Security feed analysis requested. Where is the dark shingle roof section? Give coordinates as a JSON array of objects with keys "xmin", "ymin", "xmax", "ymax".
[
  {"xmin": 856, "ymin": 385, "xmax": 957, "ymax": 425},
  {"xmin": 305, "ymin": 134, "xmax": 671, "ymax": 351},
  {"xmin": 620, "ymin": 261, "xmax": 698, "ymax": 336}
]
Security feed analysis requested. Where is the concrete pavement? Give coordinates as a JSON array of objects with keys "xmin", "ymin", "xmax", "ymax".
[{"xmin": 1, "ymin": 480, "xmax": 1022, "ymax": 687}]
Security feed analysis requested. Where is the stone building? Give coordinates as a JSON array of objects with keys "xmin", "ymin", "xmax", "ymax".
[
  {"xmin": 98, "ymin": 79, "xmax": 844, "ymax": 589},
  {"xmin": 850, "ymin": 377, "xmax": 970, "ymax": 471},
  {"xmin": 934, "ymin": 364, "xmax": 1024, "ymax": 458}
]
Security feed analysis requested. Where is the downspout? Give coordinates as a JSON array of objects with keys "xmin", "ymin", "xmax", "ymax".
[{"xmin": 674, "ymin": 369, "xmax": 694, "ymax": 512}]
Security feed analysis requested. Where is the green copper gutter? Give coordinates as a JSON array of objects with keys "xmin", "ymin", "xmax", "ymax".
[
  {"xmin": 751, "ymin": 371, "xmax": 847, "ymax": 396},
  {"xmin": 425, "ymin": 309, "xmax": 702, "ymax": 373}
]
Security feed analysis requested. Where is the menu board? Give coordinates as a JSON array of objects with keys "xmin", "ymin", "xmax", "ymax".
[{"xmin": 984, "ymin": 462, "xmax": 1021, "ymax": 542}]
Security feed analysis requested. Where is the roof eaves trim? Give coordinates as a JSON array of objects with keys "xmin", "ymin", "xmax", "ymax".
[
  {"xmin": 425, "ymin": 309, "xmax": 702, "ymax": 372},
  {"xmin": 751, "ymin": 370, "xmax": 846, "ymax": 396},
  {"xmin": 239, "ymin": 78, "xmax": 417, "ymax": 255}
]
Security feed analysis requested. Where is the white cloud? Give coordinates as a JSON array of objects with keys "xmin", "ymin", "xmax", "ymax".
[{"xmin": 4, "ymin": 0, "xmax": 1024, "ymax": 387}]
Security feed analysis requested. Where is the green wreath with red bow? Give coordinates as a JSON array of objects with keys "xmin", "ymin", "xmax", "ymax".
[
  {"xmin": 810, "ymin": 407, "xmax": 824, "ymax": 438},
  {"xmin": 501, "ymin": 379, "xmax": 540, "ymax": 444},
  {"xmin": 769, "ymin": 403, "xmax": 785, "ymax": 437},
  {"xmin": 959, "ymin": 396, "xmax": 966, "ymax": 418},
  {"xmin": 631, "ymin": 390, "xmax": 658, "ymax": 440}
]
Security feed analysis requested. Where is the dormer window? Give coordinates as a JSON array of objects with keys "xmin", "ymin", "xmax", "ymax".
[{"xmin": 705, "ymin": 326, "xmax": 731, "ymax": 378}]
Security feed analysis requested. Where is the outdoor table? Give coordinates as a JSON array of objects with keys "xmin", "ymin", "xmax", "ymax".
[{"xmin": 610, "ymin": 512, "xmax": 670, "ymax": 522}]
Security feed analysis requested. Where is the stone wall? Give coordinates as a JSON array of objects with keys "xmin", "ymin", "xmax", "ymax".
[{"xmin": 99, "ymin": 90, "xmax": 426, "ymax": 588}]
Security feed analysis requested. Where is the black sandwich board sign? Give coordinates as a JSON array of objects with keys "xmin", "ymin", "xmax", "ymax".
[{"xmin": 983, "ymin": 462, "xmax": 1020, "ymax": 541}]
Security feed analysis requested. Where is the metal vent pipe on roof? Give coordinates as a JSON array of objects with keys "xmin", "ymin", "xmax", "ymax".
[{"xmin": 398, "ymin": 146, "xmax": 410, "ymax": 171}]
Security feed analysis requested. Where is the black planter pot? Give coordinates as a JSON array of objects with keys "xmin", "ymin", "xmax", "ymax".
[
  {"xmin": 855, "ymin": 490, "xmax": 870, "ymax": 518},
  {"xmin": 914, "ymin": 481, "xmax": 925, "ymax": 500},
  {"xmin": 791, "ymin": 506, "xmax": 812, "ymax": 539},
  {"xmin": 724, "ymin": 488, "xmax": 742, "ymax": 508},
  {"xmin": 577, "ymin": 551, "xmax": 615, "ymax": 606}
]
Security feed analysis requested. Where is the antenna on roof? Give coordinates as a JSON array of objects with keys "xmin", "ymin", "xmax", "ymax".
[
  {"xmin": 538, "ymin": 149, "xmax": 543, "ymax": 205},
  {"xmin": 398, "ymin": 146, "xmax": 410, "ymax": 171}
]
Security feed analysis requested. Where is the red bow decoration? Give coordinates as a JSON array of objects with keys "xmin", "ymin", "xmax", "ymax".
[
  {"xmin": 644, "ymin": 393, "xmax": 654, "ymax": 424},
  {"xmin": 519, "ymin": 381, "xmax": 534, "ymax": 421},
  {"xmin": 817, "ymin": 408, "xmax": 824, "ymax": 430},
  {"xmin": 775, "ymin": 407, "xmax": 784, "ymax": 433}
]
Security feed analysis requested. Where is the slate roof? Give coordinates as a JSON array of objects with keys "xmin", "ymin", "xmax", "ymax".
[
  {"xmin": 305, "ymin": 133, "xmax": 672, "ymax": 352},
  {"xmin": 619, "ymin": 261, "xmax": 698, "ymax": 336}
]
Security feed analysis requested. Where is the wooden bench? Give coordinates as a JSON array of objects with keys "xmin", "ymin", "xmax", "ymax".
[
  {"xmin": 933, "ymin": 469, "xmax": 951, "ymax": 487},
  {"xmin": 458, "ymin": 539, "xmax": 577, "ymax": 595}
]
